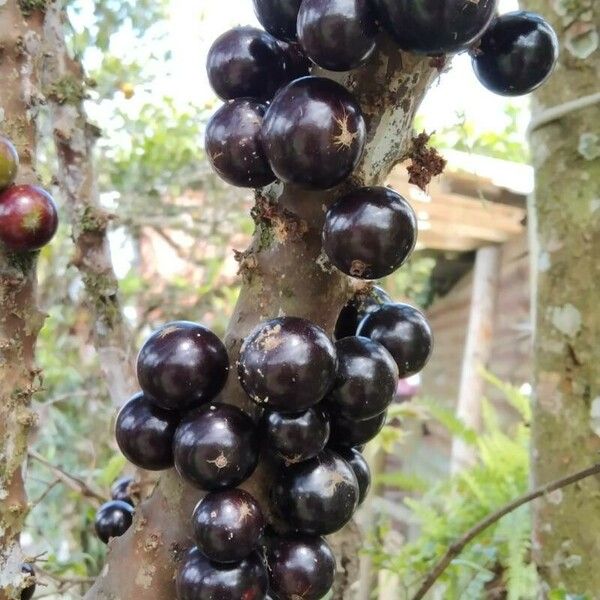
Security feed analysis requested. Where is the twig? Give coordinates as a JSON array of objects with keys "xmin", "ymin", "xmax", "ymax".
[
  {"xmin": 410, "ymin": 462, "xmax": 600, "ymax": 600},
  {"xmin": 28, "ymin": 450, "xmax": 107, "ymax": 504}
]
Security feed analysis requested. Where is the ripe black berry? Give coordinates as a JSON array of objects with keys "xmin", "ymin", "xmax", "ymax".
[
  {"xmin": 192, "ymin": 489, "xmax": 265, "ymax": 563},
  {"xmin": 271, "ymin": 449, "xmax": 359, "ymax": 535},
  {"xmin": 0, "ymin": 185, "xmax": 58, "ymax": 251},
  {"xmin": 329, "ymin": 410, "xmax": 386, "ymax": 447},
  {"xmin": 176, "ymin": 546, "xmax": 268, "ymax": 600},
  {"xmin": 173, "ymin": 403, "xmax": 259, "ymax": 490},
  {"xmin": 357, "ymin": 303, "xmax": 433, "ymax": 377},
  {"xmin": 323, "ymin": 186, "xmax": 417, "ymax": 279},
  {"xmin": 297, "ymin": 0, "xmax": 377, "ymax": 71},
  {"xmin": 265, "ymin": 534, "xmax": 336, "ymax": 600},
  {"xmin": 21, "ymin": 563, "xmax": 35, "ymax": 600},
  {"xmin": 136, "ymin": 321, "xmax": 229, "ymax": 412},
  {"xmin": 472, "ymin": 11, "xmax": 559, "ymax": 96},
  {"xmin": 278, "ymin": 41, "xmax": 311, "ymax": 80},
  {"xmin": 205, "ymin": 100, "xmax": 275, "ymax": 188},
  {"xmin": 94, "ymin": 500, "xmax": 134, "ymax": 544},
  {"xmin": 261, "ymin": 76, "xmax": 366, "ymax": 189},
  {"xmin": 252, "ymin": 0, "xmax": 302, "ymax": 42},
  {"xmin": 372, "ymin": 0, "xmax": 497, "ymax": 55},
  {"xmin": 335, "ymin": 448, "xmax": 371, "ymax": 505},
  {"xmin": 0, "ymin": 136, "xmax": 18, "ymax": 191},
  {"xmin": 110, "ymin": 476, "xmax": 134, "ymax": 506},
  {"xmin": 239, "ymin": 317, "xmax": 337, "ymax": 413},
  {"xmin": 207, "ymin": 26, "xmax": 286, "ymax": 101},
  {"xmin": 265, "ymin": 407, "xmax": 330, "ymax": 463},
  {"xmin": 326, "ymin": 336, "xmax": 398, "ymax": 421},
  {"xmin": 334, "ymin": 285, "xmax": 391, "ymax": 340},
  {"xmin": 115, "ymin": 392, "xmax": 179, "ymax": 471}
]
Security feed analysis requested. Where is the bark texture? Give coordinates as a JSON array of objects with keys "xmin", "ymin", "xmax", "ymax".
[
  {"xmin": 522, "ymin": 0, "xmax": 600, "ymax": 595},
  {"xmin": 85, "ymin": 38, "xmax": 438, "ymax": 600},
  {"xmin": 0, "ymin": 2, "xmax": 45, "ymax": 598},
  {"xmin": 42, "ymin": 0, "xmax": 136, "ymax": 406}
]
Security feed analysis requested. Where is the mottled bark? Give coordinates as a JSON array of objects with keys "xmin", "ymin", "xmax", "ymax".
[
  {"xmin": 521, "ymin": 0, "xmax": 600, "ymax": 595},
  {"xmin": 0, "ymin": 2, "xmax": 45, "ymax": 598},
  {"xmin": 85, "ymin": 39, "xmax": 438, "ymax": 600},
  {"xmin": 42, "ymin": 0, "xmax": 136, "ymax": 406}
]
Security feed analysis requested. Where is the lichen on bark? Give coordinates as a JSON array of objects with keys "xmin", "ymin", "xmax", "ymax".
[
  {"xmin": 85, "ymin": 37, "xmax": 438, "ymax": 600},
  {"xmin": 521, "ymin": 0, "xmax": 600, "ymax": 595},
  {"xmin": 0, "ymin": 2, "xmax": 45, "ymax": 598}
]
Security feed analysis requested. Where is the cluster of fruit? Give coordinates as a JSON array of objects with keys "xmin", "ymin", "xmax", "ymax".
[
  {"xmin": 100, "ymin": 280, "xmax": 430, "ymax": 598},
  {"xmin": 0, "ymin": 136, "xmax": 58, "ymax": 253}
]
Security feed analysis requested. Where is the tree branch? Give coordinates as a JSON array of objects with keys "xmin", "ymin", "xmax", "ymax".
[
  {"xmin": 0, "ymin": 2, "xmax": 46, "ymax": 597},
  {"xmin": 410, "ymin": 462, "xmax": 600, "ymax": 600},
  {"xmin": 42, "ymin": 0, "xmax": 137, "ymax": 407},
  {"xmin": 85, "ymin": 36, "xmax": 438, "ymax": 600},
  {"xmin": 27, "ymin": 450, "xmax": 107, "ymax": 505}
]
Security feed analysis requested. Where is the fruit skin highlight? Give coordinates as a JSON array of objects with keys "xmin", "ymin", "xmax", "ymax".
[
  {"xmin": 261, "ymin": 76, "xmax": 366, "ymax": 190},
  {"xmin": 323, "ymin": 186, "xmax": 417, "ymax": 279},
  {"xmin": 176, "ymin": 546, "xmax": 268, "ymax": 600},
  {"xmin": 192, "ymin": 489, "xmax": 265, "ymax": 564},
  {"xmin": 252, "ymin": 0, "xmax": 303, "ymax": 42},
  {"xmin": 334, "ymin": 285, "xmax": 391, "ymax": 340},
  {"xmin": 271, "ymin": 449, "xmax": 359, "ymax": 535},
  {"xmin": 205, "ymin": 99, "xmax": 275, "ymax": 189},
  {"xmin": 371, "ymin": 0, "xmax": 498, "ymax": 55},
  {"xmin": 173, "ymin": 403, "xmax": 259, "ymax": 491},
  {"xmin": 0, "ymin": 185, "xmax": 58, "ymax": 251},
  {"xmin": 207, "ymin": 26, "xmax": 287, "ymax": 101},
  {"xmin": 94, "ymin": 500, "xmax": 134, "ymax": 544},
  {"xmin": 239, "ymin": 316, "xmax": 337, "ymax": 413},
  {"xmin": 473, "ymin": 11, "xmax": 559, "ymax": 97},
  {"xmin": 136, "ymin": 321, "xmax": 229, "ymax": 412},
  {"xmin": 357, "ymin": 303, "xmax": 433, "ymax": 377},
  {"xmin": 297, "ymin": 0, "xmax": 377, "ymax": 72}
]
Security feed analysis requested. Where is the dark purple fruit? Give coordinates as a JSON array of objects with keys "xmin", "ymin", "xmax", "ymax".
[
  {"xmin": 239, "ymin": 317, "xmax": 337, "ymax": 413},
  {"xmin": 334, "ymin": 285, "xmax": 391, "ymax": 339},
  {"xmin": 115, "ymin": 392, "xmax": 179, "ymax": 470},
  {"xmin": 357, "ymin": 303, "xmax": 433, "ymax": 377},
  {"xmin": 265, "ymin": 535, "xmax": 335, "ymax": 600},
  {"xmin": 0, "ymin": 185, "xmax": 58, "ymax": 251},
  {"xmin": 136, "ymin": 321, "xmax": 229, "ymax": 412},
  {"xmin": 0, "ymin": 136, "xmax": 18, "ymax": 191},
  {"xmin": 176, "ymin": 546, "xmax": 268, "ymax": 600},
  {"xmin": 265, "ymin": 407, "xmax": 330, "ymax": 463},
  {"xmin": 261, "ymin": 76, "xmax": 366, "ymax": 189},
  {"xmin": 192, "ymin": 489, "xmax": 265, "ymax": 564},
  {"xmin": 278, "ymin": 41, "xmax": 311, "ymax": 80},
  {"xmin": 335, "ymin": 448, "xmax": 371, "ymax": 505},
  {"xmin": 297, "ymin": 0, "xmax": 377, "ymax": 71},
  {"xmin": 328, "ymin": 410, "xmax": 386, "ymax": 447},
  {"xmin": 326, "ymin": 336, "xmax": 398, "ymax": 421},
  {"xmin": 473, "ymin": 11, "xmax": 559, "ymax": 96},
  {"xmin": 207, "ymin": 26, "xmax": 286, "ymax": 101},
  {"xmin": 110, "ymin": 476, "xmax": 134, "ymax": 506},
  {"xmin": 173, "ymin": 403, "xmax": 259, "ymax": 490},
  {"xmin": 253, "ymin": 0, "xmax": 302, "ymax": 42},
  {"xmin": 271, "ymin": 449, "xmax": 359, "ymax": 535},
  {"xmin": 205, "ymin": 100, "xmax": 275, "ymax": 188},
  {"xmin": 21, "ymin": 563, "xmax": 35, "ymax": 600},
  {"xmin": 372, "ymin": 0, "xmax": 497, "ymax": 55},
  {"xmin": 323, "ymin": 186, "xmax": 417, "ymax": 279},
  {"xmin": 94, "ymin": 500, "xmax": 134, "ymax": 544}
]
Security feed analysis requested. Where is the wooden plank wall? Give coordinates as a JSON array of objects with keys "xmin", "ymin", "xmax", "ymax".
[{"xmin": 381, "ymin": 233, "xmax": 531, "ymax": 508}]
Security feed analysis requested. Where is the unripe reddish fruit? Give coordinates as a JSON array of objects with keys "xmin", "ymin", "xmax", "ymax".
[
  {"xmin": 0, "ymin": 185, "xmax": 58, "ymax": 251},
  {"xmin": 0, "ymin": 136, "xmax": 19, "ymax": 191}
]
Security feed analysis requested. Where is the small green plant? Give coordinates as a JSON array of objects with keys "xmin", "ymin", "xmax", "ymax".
[{"xmin": 370, "ymin": 374, "xmax": 537, "ymax": 599}]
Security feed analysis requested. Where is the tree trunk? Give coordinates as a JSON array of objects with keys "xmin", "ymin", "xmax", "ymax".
[
  {"xmin": 0, "ymin": 2, "xmax": 46, "ymax": 598},
  {"xmin": 522, "ymin": 0, "xmax": 600, "ymax": 595},
  {"xmin": 85, "ymin": 39, "xmax": 439, "ymax": 599},
  {"xmin": 42, "ymin": 0, "xmax": 137, "ymax": 406}
]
